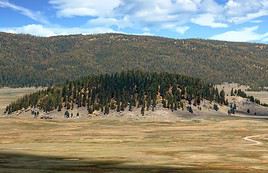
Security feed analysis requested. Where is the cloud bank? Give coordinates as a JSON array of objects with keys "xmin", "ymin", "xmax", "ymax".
[
  {"xmin": 0, "ymin": 24, "xmax": 116, "ymax": 37},
  {"xmin": 211, "ymin": 26, "xmax": 268, "ymax": 42},
  {"xmin": 48, "ymin": 0, "xmax": 268, "ymax": 28},
  {"xmin": 0, "ymin": 0, "xmax": 268, "ymax": 43}
]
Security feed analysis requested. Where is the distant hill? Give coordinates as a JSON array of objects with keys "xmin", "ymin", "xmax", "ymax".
[
  {"xmin": 0, "ymin": 32, "xmax": 268, "ymax": 87},
  {"xmin": 5, "ymin": 71, "xmax": 223, "ymax": 115}
]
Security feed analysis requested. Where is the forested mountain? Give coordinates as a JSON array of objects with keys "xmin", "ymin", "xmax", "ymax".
[
  {"xmin": 5, "ymin": 71, "xmax": 226, "ymax": 115},
  {"xmin": 0, "ymin": 32, "xmax": 268, "ymax": 87}
]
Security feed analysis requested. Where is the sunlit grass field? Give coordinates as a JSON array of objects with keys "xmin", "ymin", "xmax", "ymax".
[
  {"xmin": 0, "ymin": 88, "xmax": 268, "ymax": 173},
  {"xmin": 0, "ymin": 116, "xmax": 267, "ymax": 173}
]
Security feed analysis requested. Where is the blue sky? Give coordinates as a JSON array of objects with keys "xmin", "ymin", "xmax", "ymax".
[{"xmin": 0, "ymin": 0, "xmax": 268, "ymax": 43}]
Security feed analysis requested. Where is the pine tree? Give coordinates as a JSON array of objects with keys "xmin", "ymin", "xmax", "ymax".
[
  {"xmin": 141, "ymin": 106, "xmax": 145, "ymax": 116},
  {"xmin": 231, "ymin": 88, "xmax": 234, "ymax": 96},
  {"xmin": 6, "ymin": 71, "xmax": 225, "ymax": 116},
  {"xmin": 57, "ymin": 103, "xmax": 62, "ymax": 112},
  {"xmin": 219, "ymin": 89, "xmax": 225, "ymax": 105}
]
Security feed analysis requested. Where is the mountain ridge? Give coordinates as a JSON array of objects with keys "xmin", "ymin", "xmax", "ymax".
[
  {"xmin": 0, "ymin": 32, "xmax": 268, "ymax": 87},
  {"xmin": 1, "ymin": 32, "xmax": 267, "ymax": 44}
]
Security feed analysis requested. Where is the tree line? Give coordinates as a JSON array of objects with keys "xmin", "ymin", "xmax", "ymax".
[{"xmin": 230, "ymin": 88, "xmax": 261, "ymax": 104}]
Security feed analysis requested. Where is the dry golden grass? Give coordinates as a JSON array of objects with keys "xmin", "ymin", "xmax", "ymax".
[
  {"xmin": 0, "ymin": 88, "xmax": 268, "ymax": 173},
  {"xmin": 0, "ymin": 116, "xmax": 267, "ymax": 173}
]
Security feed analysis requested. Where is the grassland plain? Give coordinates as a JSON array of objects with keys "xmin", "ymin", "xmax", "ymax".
[
  {"xmin": 0, "ymin": 116, "xmax": 267, "ymax": 173},
  {"xmin": 1, "ymin": 87, "xmax": 268, "ymax": 173}
]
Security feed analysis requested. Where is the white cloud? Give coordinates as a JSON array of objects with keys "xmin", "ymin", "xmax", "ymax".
[
  {"xmin": 48, "ymin": 0, "xmax": 268, "ymax": 30},
  {"xmin": 1, "ymin": 24, "xmax": 55, "ymax": 37},
  {"xmin": 227, "ymin": 9, "xmax": 268, "ymax": 24},
  {"xmin": 175, "ymin": 26, "xmax": 190, "ymax": 34},
  {"xmin": 49, "ymin": 0, "xmax": 121, "ymax": 17},
  {"xmin": 210, "ymin": 26, "xmax": 268, "ymax": 42},
  {"xmin": 0, "ymin": 24, "xmax": 116, "ymax": 37},
  {"xmin": 87, "ymin": 16, "xmax": 132, "ymax": 29},
  {"xmin": 0, "ymin": 24, "xmax": 157, "ymax": 37},
  {"xmin": 224, "ymin": 0, "xmax": 268, "ymax": 24},
  {"xmin": 2, "ymin": 0, "xmax": 268, "ymax": 38},
  {"xmin": 88, "ymin": 18, "xmax": 119, "ymax": 27},
  {"xmin": 49, "ymin": 0, "xmax": 226, "ymax": 30},
  {"xmin": 0, "ymin": 0, "xmax": 48, "ymax": 24},
  {"xmin": 199, "ymin": 0, "xmax": 223, "ymax": 13},
  {"xmin": 191, "ymin": 14, "xmax": 228, "ymax": 28},
  {"xmin": 159, "ymin": 23, "xmax": 190, "ymax": 34},
  {"xmin": 134, "ymin": 32, "xmax": 154, "ymax": 36}
]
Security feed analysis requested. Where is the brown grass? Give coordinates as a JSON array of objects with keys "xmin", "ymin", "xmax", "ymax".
[
  {"xmin": 0, "ymin": 117, "xmax": 267, "ymax": 173},
  {"xmin": 0, "ymin": 88, "xmax": 268, "ymax": 172}
]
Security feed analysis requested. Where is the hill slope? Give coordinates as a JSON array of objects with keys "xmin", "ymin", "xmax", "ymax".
[
  {"xmin": 5, "ymin": 71, "xmax": 224, "ymax": 115},
  {"xmin": 0, "ymin": 32, "xmax": 268, "ymax": 87}
]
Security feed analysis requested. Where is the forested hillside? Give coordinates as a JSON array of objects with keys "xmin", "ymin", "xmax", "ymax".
[
  {"xmin": 5, "ymin": 71, "xmax": 226, "ymax": 115},
  {"xmin": 1, "ymin": 32, "xmax": 268, "ymax": 87}
]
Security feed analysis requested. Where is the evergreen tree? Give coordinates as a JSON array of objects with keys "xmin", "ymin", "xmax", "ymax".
[
  {"xmin": 141, "ymin": 106, "xmax": 145, "ymax": 116},
  {"xmin": 219, "ymin": 89, "xmax": 225, "ymax": 105},
  {"xmin": 231, "ymin": 88, "xmax": 234, "ymax": 96},
  {"xmin": 6, "ymin": 71, "xmax": 227, "ymax": 116}
]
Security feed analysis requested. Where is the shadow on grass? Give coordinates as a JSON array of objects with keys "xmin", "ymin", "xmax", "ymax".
[{"xmin": 0, "ymin": 152, "xmax": 256, "ymax": 173}]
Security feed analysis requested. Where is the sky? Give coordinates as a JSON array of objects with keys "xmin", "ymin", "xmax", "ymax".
[{"xmin": 0, "ymin": 0, "xmax": 268, "ymax": 43}]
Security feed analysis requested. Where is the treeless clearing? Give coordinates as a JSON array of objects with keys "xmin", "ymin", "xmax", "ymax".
[{"xmin": 0, "ymin": 116, "xmax": 267, "ymax": 173}]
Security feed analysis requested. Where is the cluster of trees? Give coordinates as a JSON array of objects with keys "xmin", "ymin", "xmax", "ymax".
[
  {"xmin": 5, "ymin": 71, "xmax": 226, "ymax": 115},
  {"xmin": 230, "ymin": 88, "xmax": 260, "ymax": 104},
  {"xmin": 5, "ymin": 88, "xmax": 61, "ymax": 114}
]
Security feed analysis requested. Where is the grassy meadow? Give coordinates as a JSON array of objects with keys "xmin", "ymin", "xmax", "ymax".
[
  {"xmin": 0, "ymin": 117, "xmax": 267, "ymax": 173},
  {"xmin": 0, "ymin": 88, "xmax": 268, "ymax": 173}
]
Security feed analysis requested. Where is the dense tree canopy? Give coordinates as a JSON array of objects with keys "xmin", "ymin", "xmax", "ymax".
[{"xmin": 5, "ymin": 71, "xmax": 225, "ymax": 115}]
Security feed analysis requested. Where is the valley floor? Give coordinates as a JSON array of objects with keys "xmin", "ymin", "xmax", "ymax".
[
  {"xmin": 0, "ymin": 115, "xmax": 267, "ymax": 173},
  {"xmin": 1, "ymin": 87, "xmax": 268, "ymax": 172}
]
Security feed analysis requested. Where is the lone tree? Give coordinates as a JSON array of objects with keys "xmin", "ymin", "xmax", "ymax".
[
  {"xmin": 231, "ymin": 88, "xmax": 234, "ymax": 96},
  {"xmin": 213, "ymin": 104, "xmax": 219, "ymax": 111},
  {"xmin": 141, "ymin": 106, "xmax": 145, "ymax": 116},
  {"xmin": 219, "ymin": 89, "xmax": 225, "ymax": 105},
  {"xmin": 64, "ymin": 110, "xmax": 70, "ymax": 118}
]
